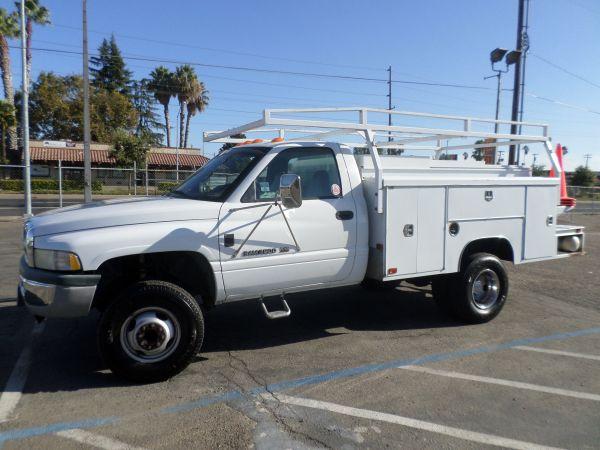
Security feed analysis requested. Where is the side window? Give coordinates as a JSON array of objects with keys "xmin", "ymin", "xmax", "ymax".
[{"xmin": 242, "ymin": 147, "xmax": 342, "ymax": 202}]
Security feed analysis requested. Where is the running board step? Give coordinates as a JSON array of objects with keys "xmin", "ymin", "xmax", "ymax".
[{"xmin": 260, "ymin": 295, "xmax": 291, "ymax": 320}]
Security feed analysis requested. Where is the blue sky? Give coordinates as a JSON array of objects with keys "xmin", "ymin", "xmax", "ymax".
[{"xmin": 6, "ymin": 0, "xmax": 600, "ymax": 170}]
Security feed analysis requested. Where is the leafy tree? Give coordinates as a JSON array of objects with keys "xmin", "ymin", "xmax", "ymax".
[
  {"xmin": 218, "ymin": 133, "xmax": 245, "ymax": 154},
  {"xmin": 18, "ymin": 0, "xmax": 50, "ymax": 83},
  {"xmin": 27, "ymin": 72, "xmax": 138, "ymax": 142},
  {"xmin": 0, "ymin": 99, "xmax": 16, "ymax": 162},
  {"xmin": 90, "ymin": 35, "xmax": 132, "ymax": 95},
  {"xmin": 531, "ymin": 164, "xmax": 546, "ymax": 177},
  {"xmin": 471, "ymin": 139, "xmax": 485, "ymax": 161},
  {"xmin": 0, "ymin": 8, "xmax": 19, "ymax": 154},
  {"xmin": 110, "ymin": 129, "xmax": 151, "ymax": 167},
  {"xmin": 132, "ymin": 79, "xmax": 163, "ymax": 145},
  {"xmin": 570, "ymin": 165, "xmax": 596, "ymax": 187},
  {"xmin": 27, "ymin": 72, "xmax": 83, "ymax": 140},
  {"xmin": 147, "ymin": 66, "xmax": 174, "ymax": 147},
  {"xmin": 173, "ymin": 65, "xmax": 198, "ymax": 148},
  {"xmin": 184, "ymin": 80, "xmax": 209, "ymax": 148},
  {"xmin": 90, "ymin": 88, "xmax": 137, "ymax": 142}
]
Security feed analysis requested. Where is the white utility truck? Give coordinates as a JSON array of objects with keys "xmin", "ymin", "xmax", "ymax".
[{"xmin": 19, "ymin": 108, "xmax": 585, "ymax": 382}]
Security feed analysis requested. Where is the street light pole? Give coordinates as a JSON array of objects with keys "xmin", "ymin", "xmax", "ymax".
[
  {"xmin": 19, "ymin": 0, "xmax": 31, "ymax": 216},
  {"xmin": 82, "ymin": 0, "xmax": 92, "ymax": 203}
]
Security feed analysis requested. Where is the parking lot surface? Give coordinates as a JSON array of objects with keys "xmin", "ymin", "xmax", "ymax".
[{"xmin": 0, "ymin": 215, "xmax": 599, "ymax": 449}]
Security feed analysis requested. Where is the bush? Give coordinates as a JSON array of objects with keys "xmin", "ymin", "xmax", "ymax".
[
  {"xmin": 157, "ymin": 181, "xmax": 179, "ymax": 194},
  {"xmin": 0, "ymin": 179, "xmax": 103, "ymax": 193}
]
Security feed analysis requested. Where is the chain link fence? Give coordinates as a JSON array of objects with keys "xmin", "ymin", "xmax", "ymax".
[
  {"xmin": 566, "ymin": 186, "xmax": 600, "ymax": 214},
  {"xmin": 0, "ymin": 164, "xmax": 195, "ymax": 214}
]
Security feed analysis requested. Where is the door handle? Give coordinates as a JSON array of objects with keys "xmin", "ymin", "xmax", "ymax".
[{"xmin": 336, "ymin": 210, "xmax": 354, "ymax": 220}]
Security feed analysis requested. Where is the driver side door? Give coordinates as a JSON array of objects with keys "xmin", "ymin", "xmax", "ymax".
[{"xmin": 218, "ymin": 146, "xmax": 357, "ymax": 300}]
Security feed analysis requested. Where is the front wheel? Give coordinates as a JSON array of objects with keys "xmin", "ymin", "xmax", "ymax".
[
  {"xmin": 98, "ymin": 280, "xmax": 204, "ymax": 382},
  {"xmin": 432, "ymin": 253, "xmax": 509, "ymax": 323}
]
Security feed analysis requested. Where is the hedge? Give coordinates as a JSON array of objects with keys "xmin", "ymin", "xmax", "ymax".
[
  {"xmin": 0, "ymin": 179, "xmax": 103, "ymax": 192},
  {"xmin": 157, "ymin": 181, "xmax": 179, "ymax": 194}
]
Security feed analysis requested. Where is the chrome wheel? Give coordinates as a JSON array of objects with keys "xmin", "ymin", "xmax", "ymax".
[
  {"xmin": 471, "ymin": 269, "xmax": 500, "ymax": 310},
  {"xmin": 120, "ymin": 307, "xmax": 181, "ymax": 363}
]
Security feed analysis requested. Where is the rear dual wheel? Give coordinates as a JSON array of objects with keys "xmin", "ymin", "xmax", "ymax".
[{"xmin": 432, "ymin": 253, "xmax": 508, "ymax": 323}]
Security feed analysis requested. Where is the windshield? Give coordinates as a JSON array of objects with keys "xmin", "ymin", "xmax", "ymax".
[{"xmin": 171, "ymin": 146, "xmax": 269, "ymax": 202}]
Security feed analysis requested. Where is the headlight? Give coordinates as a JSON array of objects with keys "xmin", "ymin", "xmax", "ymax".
[
  {"xmin": 33, "ymin": 249, "xmax": 82, "ymax": 271},
  {"xmin": 23, "ymin": 223, "xmax": 34, "ymax": 266}
]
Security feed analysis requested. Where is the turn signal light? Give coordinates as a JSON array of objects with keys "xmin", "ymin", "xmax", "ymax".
[
  {"xmin": 252, "ymin": 139, "xmax": 264, "ymax": 143},
  {"xmin": 271, "ymin": 137, "xmax": 284, "ymax": 143}
]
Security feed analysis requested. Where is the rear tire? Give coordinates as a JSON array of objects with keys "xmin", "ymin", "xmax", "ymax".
[
  {"xmin": 98, "ymin": 280, "xmax": 204, "ymax": 383},
  {"xmin": 432, "ymin": 253, "xmax": 508, "ymax": 323}
]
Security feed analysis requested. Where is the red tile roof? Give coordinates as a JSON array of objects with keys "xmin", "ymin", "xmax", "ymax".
[{"xmin": 30, "ymin": 147, "xmax": 209, "ymax": 168}]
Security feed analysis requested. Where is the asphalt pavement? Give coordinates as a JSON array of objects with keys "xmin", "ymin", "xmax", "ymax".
[{"xmin": 0, "ymin": 214, "xmax": 598, "ymax": 448}]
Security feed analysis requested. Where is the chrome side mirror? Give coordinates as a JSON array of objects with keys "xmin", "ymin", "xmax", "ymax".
[{"xmin": 279, "ymin": 174, "xmax": 302, "ymax": 208}]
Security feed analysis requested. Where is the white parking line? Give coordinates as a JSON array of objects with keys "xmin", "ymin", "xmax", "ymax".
[
  {"xmin": 0, "ymin": 322, "xmax": 45, "ymax": 422},
  {"xmin": 399, "ymin": 365, "xmax": 600, "ymax": 401},
  {"xmin": 269, "ymin": 393, "xmax": 562, "ymax": 450},
  {"xmin": 514, "ymin": 346, "xmax": 600, "ymax": 361},
  {"xmin": 56, "ymin": 429, "xmax": 147, "ymax": 450}
]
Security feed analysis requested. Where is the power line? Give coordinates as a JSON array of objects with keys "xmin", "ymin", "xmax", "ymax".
[
  {"xmin": 531, "ymin": 53, "xmax": 600, "ymax": 89},
  {"xmin": 52, "ymin": 23, "xmax": 386, "ymax": 73},
  {"xmin": 15, "ymin": 45, "xmax": 495, "ymax": 91},
  {"xmin": 526, "ymin": 92, "xmax": 600, "ymax": 116}
]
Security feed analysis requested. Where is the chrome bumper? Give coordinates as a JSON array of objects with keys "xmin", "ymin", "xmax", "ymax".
[{"xmin": 19, "ymin": 257, "xmax": 101, "ymax": 318}]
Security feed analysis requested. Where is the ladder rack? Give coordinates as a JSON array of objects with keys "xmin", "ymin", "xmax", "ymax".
[{"xmin": 203, "ymin": 107, "xmax": 561, "ymax": 213}]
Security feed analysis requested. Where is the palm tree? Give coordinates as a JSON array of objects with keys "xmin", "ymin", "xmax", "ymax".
[
  {"xmin": 0, "ymin": 9, "xmax": 18, "ymax": 154},
  {"xmin": 18, "ymin": 0, "xmax": 50, "ymax": 84},
  {"xmin": 0, "ymin": 99, "xmax": 16, "ymax": 162},
  {"xmin": 173, "ymin": 65, "xmax": 198, "ymax": 148},
  {"xmin": 148, "ymin": 66, "xmax": 174, "ymax": 147},
  {"xmin": 184, "ymin": 81, "xmax": 209, "ymax": 148}
]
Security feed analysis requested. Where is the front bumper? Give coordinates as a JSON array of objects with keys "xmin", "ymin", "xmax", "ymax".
[{"xmin": 19, "ymin": 257, "xmax": 101, "ymax": 318}]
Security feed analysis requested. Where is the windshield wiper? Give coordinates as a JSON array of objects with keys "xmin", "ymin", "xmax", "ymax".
[{"xmin": 169, "ymin": 190, "xmax": 193, "ymax": 199}]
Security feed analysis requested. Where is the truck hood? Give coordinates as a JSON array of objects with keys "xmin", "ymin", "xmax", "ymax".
[{"xmin": 29, "ymin": 196, "xmax": 221, "ymax": 237}]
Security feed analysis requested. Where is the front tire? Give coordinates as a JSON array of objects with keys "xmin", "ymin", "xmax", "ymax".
[
  {"xmin": 98, "ymin": 280, "xmax": 204, "ymax": 382},
  {"xmin": 432, "ymin": 253, "xmax": 508, "ymax": 323}
]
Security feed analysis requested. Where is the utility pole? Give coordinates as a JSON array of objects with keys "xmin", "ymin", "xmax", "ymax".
[
  {"xmin": 387, "ymin": 65, "xmax": 392, "ymax": 143},
  {"xmin": 82, "ymin": 0, "xmax": 92, "ymax": 203},
  {"xmin": 509, "ymin": 0, "xmax": 526, "ymax": 164},
  {"xmin": 19, "ymin": 0, "xmax": 31, "ymax": 216},
  {"xmin": 584, "ymin": 154, "xmax": 592, "ymax": 168},
  {"xmin": 516, "ymin": 0, "xmax": 531, "ymax": 165}
]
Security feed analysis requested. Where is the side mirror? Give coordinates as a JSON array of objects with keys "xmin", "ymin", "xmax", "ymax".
[{"xmin": 279, "ymin": 174, "xmax": 302, "ymax": 208}]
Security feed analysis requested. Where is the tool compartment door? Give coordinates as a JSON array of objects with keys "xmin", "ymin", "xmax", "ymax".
[
  {"xmin": 524, "ymin": 185, "xmax": 557, "ymax": 259},
  {"xmin": 385, "ymin": 187, "xmax": 445, "ymax": 276}
]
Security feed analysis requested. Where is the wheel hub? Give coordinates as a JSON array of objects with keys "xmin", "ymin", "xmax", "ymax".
[
  {"xmin": 120, "ymin": 308, "xmax": 180, "ymax": 363},
  {"xmin": 471, "ymin": 269, "xmax": 500, "ymax": 310}
]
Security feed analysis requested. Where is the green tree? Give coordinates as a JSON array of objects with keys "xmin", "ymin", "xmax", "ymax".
[
  {"xmin": 90, "ymin": 35, "xmax": 132, "ymax": 95},
  {"xmin": 218, "ymin": 133, "xmax": 245, "ymax": 154},
  {"xmin": 570, "ymin": 165, "xmax": 596, "ymax": 187},
  {"xmin": 173, "ymin": 64, "xmax": 198, "ymax": 148},
  {"xmin": 147, "ymin": 66, "xmax": 174, "ymax": 147},
  {"xmin": 110, "ymin": 129, "xmax": 150, "ymax": 167},
  {"xmin": 184, "ymin": 80, "xmax": 209, "ymax": 148},
  {"xmin": 471, "ymin": 139, "xmax": 485, "ymax": 161},
  {"xmin": 28, "ymin": 72, "xmax": 83, "ymax": 140},
  {"xmin": 132, "ymin": 79, "xmax": 163, "ymax": 145},
  {"xmin": 90, "ymin": 88, "xmax": 137, "ymax": 142},
  {"xmin": 0, "ymin": 99, "xmax": 16, "ymax": 162},
  {"xmin": 0, "ymin": 8, "xmax": 19, "ymax": 154},
  {"xmin": 531, "ymin": 164, "xmax": 546, "ymax": 177},
  {"xmin": 18, "ymin": 0, "xmax": 50, "ymax": 83}
]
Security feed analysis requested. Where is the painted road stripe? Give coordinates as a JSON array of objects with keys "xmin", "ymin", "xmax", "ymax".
[
  {"xmin": 56, "ymin": 429, "xmax": 147, "ymax": 450},
  {"xmin": 514, "ymin": 346, "xmax": 600, "ymax": 361},
  {"xmin": 3, "ymin": 326, "xmax": 600, "ymax": 443},
  {"xmin": 0, "ymin": 322, "xmax": 45, "ymax": 422},
  {"xmin": 270, "ymin": 394, "xmax": 562, "ymax": 450},
  {"xmin": 399, "ymin": 365, "xmax": 600, "ymax": 401}
]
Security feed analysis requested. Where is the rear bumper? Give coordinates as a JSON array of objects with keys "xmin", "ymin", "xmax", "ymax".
[{"xmin": 19, "ymin": 257, "xmax": 101, "ymax": 318}]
